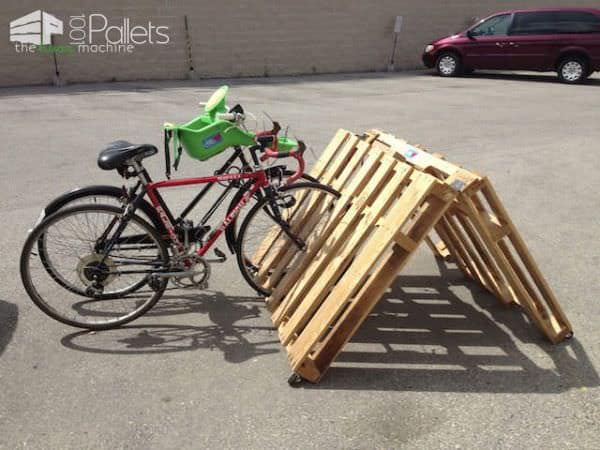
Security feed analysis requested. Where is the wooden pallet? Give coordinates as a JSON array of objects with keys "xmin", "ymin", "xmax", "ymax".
[
  {"xmin": 257, "ymin": 129, "xmax": 572, "ymax": 383},
  {"xmin": 262, "ymin": 130, "xmax": 457, "ymax": 382},
  {"xmin": 372, "ymin": 130, "xmax": 572, "ymax": 343}
]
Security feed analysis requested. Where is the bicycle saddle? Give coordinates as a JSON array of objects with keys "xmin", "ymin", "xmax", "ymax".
[{"xmin": 98, "ymin": 141, "xmax": 158, "ymax": 170}]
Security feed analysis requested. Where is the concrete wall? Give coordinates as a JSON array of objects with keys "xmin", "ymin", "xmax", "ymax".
[{"xmin": 2, "ymin": 0, "xmax": 600, "ymax": 87}]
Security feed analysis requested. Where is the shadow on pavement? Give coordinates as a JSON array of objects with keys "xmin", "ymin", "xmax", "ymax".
[
  {"xmin": 61, "ymin": 290, "xmax": 280, "ymax": 364},
  {"xmin": 0, "ymin": 299, "xmax": 19, "ymax": 358},
  {"xmin": 314, "ymin": 264, "xmax": 599, "ymax": 393},
  {"xmin": 60, "ymin": 266, "xmax": 599, "ymax": 393}
]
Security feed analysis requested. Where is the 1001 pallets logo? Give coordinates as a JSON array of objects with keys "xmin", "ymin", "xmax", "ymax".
[{"xmin": 10, "ymin": 10, "xmax": 170, "ymax": 54}]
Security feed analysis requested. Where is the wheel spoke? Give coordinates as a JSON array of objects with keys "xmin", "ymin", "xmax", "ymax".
[
  {"xmin": 236, "ymin": 183, "xmax": 340, "ymax": 296},
  {"xmin": 22, "ymin": 204, "xmax": 168, "ymax": 330}
]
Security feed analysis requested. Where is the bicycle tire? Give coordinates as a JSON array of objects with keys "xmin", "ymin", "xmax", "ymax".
[
  {"xmin": 224, "ymin": 171, "xmax": 318, "ymax": 253},
  {"xmin": 36, "ymin": 186, "xmax": 165, "ymax": 294},
  {"xmin": 41, "ymin": 184, "xmax": 162, "ymax": 231},
  {"xmin": 235, "ymin": 182, "xmax": 340, "ymax": 296},
  {"xmin": 21, "ymin": 204, "xmax": 169, "ymax": 330}
]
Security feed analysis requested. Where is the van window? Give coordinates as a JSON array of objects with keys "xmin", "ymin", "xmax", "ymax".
[
  {"xmin": 470, "ymin": 14, "xmax": 512, "ymax": 37},
  {"xmin": 554, "ymin": 11, "xmax": 600, "ymax": 33},
  {"xmin": 511, "ymin": 12, "xmax": 556, "ymax": 35},
  {"xmin": 511, "ymin": 11, "xmax": 600, "ymax": 35}
]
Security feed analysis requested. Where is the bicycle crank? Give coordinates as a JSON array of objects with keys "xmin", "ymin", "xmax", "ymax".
[{"xmin": 151, "ymin": 257, "xmax": 211, "ymax": 289}]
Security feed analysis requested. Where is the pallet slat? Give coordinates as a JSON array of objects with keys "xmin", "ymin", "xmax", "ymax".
[{"xmin": 279, "ymin": 158, "xmax": 410, "ymax": 343}]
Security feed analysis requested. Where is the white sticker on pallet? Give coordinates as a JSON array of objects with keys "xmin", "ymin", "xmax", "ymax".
[
  {"xmin": 450, "ymin": 179, "xmax": 466, "ymax": 191},
  {"xmin": 402, "ymin": 145, "xmax": 429, "ymax": 167}
]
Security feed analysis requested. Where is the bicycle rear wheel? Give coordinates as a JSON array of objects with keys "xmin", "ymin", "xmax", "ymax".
[
  {"xmin": 21, "ymin": 204, "xmax": 169, "ymax": 330},
  {"xmin": 38, "ymin": 184, "xmax": 165, "ymax": 230},
  {"xmin": 235, "ymin": 182, "xmax": 340, "ymax": 296}
]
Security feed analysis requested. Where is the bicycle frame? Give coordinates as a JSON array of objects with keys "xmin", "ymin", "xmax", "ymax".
[
  {"xmin": 172, "ymin": 145, "xmax": 253, "ymax": 221},
  {"xmin": 97, "ymin": 124, "xmax": 307, "ymax": 266},
  {"xmin": 144, "ymin": 170, "xmax": 269, "ymax": 257}
]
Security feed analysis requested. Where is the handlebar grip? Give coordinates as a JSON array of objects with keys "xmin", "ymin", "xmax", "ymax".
[{"xmin": 258, "ymin": 144, "xmax": 306, "ymax": 185}]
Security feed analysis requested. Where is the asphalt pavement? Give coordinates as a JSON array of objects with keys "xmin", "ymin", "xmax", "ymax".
[{"xmin": 1, "ymin": 70, "xmax": 599, "ymax": 449}]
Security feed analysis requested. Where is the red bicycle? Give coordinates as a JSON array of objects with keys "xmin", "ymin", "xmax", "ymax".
[{"xmin": 20, "ymin": 127, "xmax": 339, "ymax": 330}]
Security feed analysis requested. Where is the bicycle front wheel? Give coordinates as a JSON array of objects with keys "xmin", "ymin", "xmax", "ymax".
[
  {"xmin": 224, "ymin": 172, "xmax": 318, "ymax": 254},
  {"xmin": 21, "ymin": 204, "xmax": 169, "ymax": 330},
  {"xmin": 236, "ymin": 182, "xmax": 340, "ymax": 296}
]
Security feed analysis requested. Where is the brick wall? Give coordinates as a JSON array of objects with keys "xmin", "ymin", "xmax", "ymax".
[{"xmin": 2, "ymin": 0, "xmax": 600, "ymax": 86}]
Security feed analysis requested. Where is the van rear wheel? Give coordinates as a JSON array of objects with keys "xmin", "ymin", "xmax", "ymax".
[
  {"xmin": 436, "ymin": 52, "xmax": 462, "ymax": 77},
  {"xmin": 557, "ymin": 56, "xmax": 588, "ymax": 84}
]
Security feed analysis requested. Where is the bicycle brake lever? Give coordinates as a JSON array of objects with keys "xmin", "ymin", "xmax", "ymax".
[
  {"xmin": 173, "ymin": 145, "xmax": 183, "ymax": 171},
  {"xmin": 297, "ymin": 140, "xmax": 306, "ymax": 154},
  {"xmin": 272, "ymin": 121, "xmax": 281, "ymax": 135}
]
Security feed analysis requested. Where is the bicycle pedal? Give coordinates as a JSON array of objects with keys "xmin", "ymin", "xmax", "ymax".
[
  {"xmin": 214, "ymin": 248, "xmax": 227, "ymax": 262},
  {"xmin": 278, "ymin": 196, "xmax": 296, "ymax": 209}
]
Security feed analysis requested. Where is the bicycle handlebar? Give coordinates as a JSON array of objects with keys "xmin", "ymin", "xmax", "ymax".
[
  {"xmin": 259, "ymin": 141, "xmax": 306, "ymax": 185},
  {"xmin": 253, "ymin": 120, "xmax": 306, "ymax": 185}
]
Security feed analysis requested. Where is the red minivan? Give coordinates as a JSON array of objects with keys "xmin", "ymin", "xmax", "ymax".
[{"xmin": 422, "ymin": 8, "xmax": 600, "ymax": 83}]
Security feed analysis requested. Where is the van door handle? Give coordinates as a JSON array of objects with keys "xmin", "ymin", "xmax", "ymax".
[
  {"xmin": 508, "ymin": 42, "xmax": 519, "ymax": 47},
  {"xmin": 495, "ymin": 42, "xmax": 506, "ymax": 47}
]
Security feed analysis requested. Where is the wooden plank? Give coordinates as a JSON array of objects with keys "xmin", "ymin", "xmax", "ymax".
[
  {"xmin": 468, "ymin": 195, "xmax": 510, "ymax": 242},
  {"xmin": 252, "ymin": 131, "xmax": 360, "ymax": 271},
  {"xmin": 329, "ymin": 140, "xmax": 375, "ymax": 192},
  {"xmin": 277, "ymin": 160, "xmax": 412, "ymax": 338},
  {"xmin": 438, "ymin": 215, "xmax": 484, "ymax": 285},
  {"xmin": 433, "ymin": 221, "xmax": 471, "ymax": 274},
  {"xmin": 483, "ymin": 212, "xmax": 509, "ymax": 242},
  {"xmin": 375, "ymin": 131, "xmax": 465, "ymax": 179},
  {"xmin": 267, "ymin": 148, "xmax": 387, "ymax": 308},
  {"xmin": 435, "ymin": 240, "xmax": 451, "ymax": 259},
  {"xmin": 295, "ymin": 357, "xmax": 322, "ymax": 383},
  {"xmin": 424, "ymin": 236, "xmax": 444, "ymax": 259},
  {"xmin": 257, "ymin": 137, "xmax": 373, "ymax": 285},
  {"xmin": 480, "ymin": 179, "xmax": 572, "ymax": 338},
  {"xmin": 264, "ymin": 196, "xmax": 335, "ymax": 290},
  {"xmin": 262, "ymin": 190, "xmax": 338, "ymax": 288},
  {"xmin": 309, "ymin": 129, "xmax": 352, "ymax": 180},
  {"xmin": 268, "ymin": 149, "xmax": 389, "ymax": 311},
  {"xmin": 444, "ymin": 170, "xmax": 482, "ymax": 194},
  {"xmin": 460, "ymin": 196, "xmax": 555, "ymax": 338},
  {"xmin": 456, "ymin": 211, "xmax": 512, "ymax": 303},
  {"xmin": 307, "ymin": 194, "xmax": 453, "ymax": 380},
  {"xmin": 395, "ymin": 233, "xmax": 418, "ymax": 253},
  {"xmin": 274, "ymin": 160, "xmax": 411, "ymax": 326},
  {"xmin": 497, "ymin": 239, "xmax": 548, "ymax": 313},
  {"xmin": 300, "ymin": 245, "xmax": 408, "ymax": 381},
  {"xmin": 314, "ymin": 134, "xmax": 360, "ymax": 185},
  {"xmin": 287, "ymin": 173, "xmax": 438, "ymax": 369},
  {"xmin": 255, "ymin": 188, "xmax": 331, "ymax": 284},
  {"xmin": 453, "ymin": 213, "xmax": 504, "ymax": 300}
]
